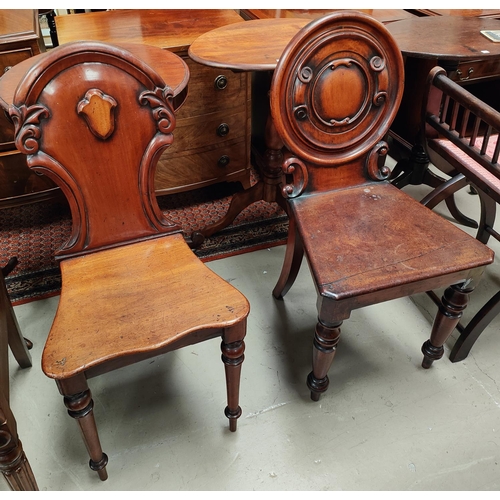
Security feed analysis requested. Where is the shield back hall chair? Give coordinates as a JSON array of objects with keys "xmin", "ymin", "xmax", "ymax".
[
  {"xmin": 1, "ymin": 258, "xmax": 38, "ymax": 490},
  {"xmin": 9, "ymin": 41, "xmax": 249, "ymax": 481},
  {"xmin": 419, "ymin": 66, "xmax": 500, "ymax": 362},
  {"xmin": 269, "ymin": 11, "xmax": 495, "ymax": 402}
]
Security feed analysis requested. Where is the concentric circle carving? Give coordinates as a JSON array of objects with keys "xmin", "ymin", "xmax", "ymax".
[
  {"xmin": 270, "ymin": 12, "xmax": 404, "ymax": 166},
  {"xmin": 311, "ymin": 59, "xmax": 368, "ymax": 127}
]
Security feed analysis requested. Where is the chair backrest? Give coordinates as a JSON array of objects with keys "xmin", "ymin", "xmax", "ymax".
[
  {"xmin": 9, "ymin": 41, "xmax": 183, "ymax": 259},
  {"xmin": 269, "ymin": 11, "xmax": 404, "ymax": 196},
  {"xmin": 422, "ymin": 66, "xmax": 500, "ymax": 204}
]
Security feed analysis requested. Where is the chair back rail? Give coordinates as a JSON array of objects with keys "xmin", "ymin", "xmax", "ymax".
[
  {"xmin": 423, "ymin": 67, "xmax": 500, "ymax": 186},
  {"xmin": 9, "ymin": 41, "xmax": 186, "ymax": 259}
]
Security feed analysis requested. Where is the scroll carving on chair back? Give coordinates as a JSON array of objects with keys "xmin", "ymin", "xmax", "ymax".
[
  {"xmin": 9, "ymin": 42, "xmax": 182, "ymax": 258},
  {"xmin": 270, "ymin": 11, "xmax": 404, "ymax": 194}
]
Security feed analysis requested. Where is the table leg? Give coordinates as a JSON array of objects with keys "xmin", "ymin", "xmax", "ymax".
[
  {"xmin": 191, "ymin": 112, "xmax": 286, "ymax": 247},
  {"xmin": 390, "ymin": 144, "xmax": 477, "ymax": 229}
]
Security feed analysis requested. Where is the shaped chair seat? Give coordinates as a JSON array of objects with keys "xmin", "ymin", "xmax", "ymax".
[
  {"xmin": 9, "ymin": 41, "xmax": 249, "ymax": 481},
  {"xmin": 269, "ymin": 12, "xmax": 494, "ymax": 402},
  {"xmin": 43, "ymin": 234, "xmax": 249, "ymax": 379}
]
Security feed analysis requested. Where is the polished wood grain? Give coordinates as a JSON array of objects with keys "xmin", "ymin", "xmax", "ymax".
[
  {"xmin": 413, "ymin": 9, "xmax": 500, "ymax": 18},
  {"xmin": 0, "ymin": 9, "xmax": 48, "ymax": 207},
  {"xmin": 0, "ymin": 10, "xmax": 42, "ymax": 46},
  {"xmin": 267, "ymin": 12, "xmax": 494, "ymax": 400},
  {"xmin": 387, "ymin": 15, "xmax": 500, "ymax": 192},
  {"xmin": 10, "ymin": 41, "xmax": 249, "ymax": 481},
  {"xmin": 241, "ymin": 8, "xmax": 415, "ymax": 23},
  {"xmin": 0, "ymin": 42, "xmax": 189, "ymax": 115},
  {"xmin": 189, "ymin": 18, "xmax": 310, "ymax": 72},
  {"xmin": 0, "ymin": 42, "xmax": 189, "ymax": 208},
  {"xmin": 55, "ymin": 9, "xmax": 244, "ymax": 52},
  {"xmin": 54, "ymin": 9, "xmax": 252, "ymax": 196},
  {"xmin": 386, "ymin": 16, "xmax": 500, "ymax": 60}
]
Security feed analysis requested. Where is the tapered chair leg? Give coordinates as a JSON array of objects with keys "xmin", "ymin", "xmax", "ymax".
[
  {"xmin": 60, "ymin": 385, "xmax": 108, "ymax": 481},
  {"xmin": 272, "ymin": 215, "xmax": 304, "ymax": 299},
  {"xmin": 422, "ymin": 280, "xmax": 475, "ymax": 368},
  {"xmin": 307, "ymin": 320, "xmax": 342, "ymax": 401},
  {"xmin": 221, "ymin": 337, "xmax": 245, "ymax": 432}
]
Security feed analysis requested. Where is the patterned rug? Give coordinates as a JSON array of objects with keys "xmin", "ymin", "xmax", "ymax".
[{"xmin": 1, "ymin": 169, "xmax": 288, "ymax": 304}]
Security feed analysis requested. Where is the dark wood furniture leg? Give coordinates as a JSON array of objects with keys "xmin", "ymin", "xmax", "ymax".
[
  {"xmin": 392, "ymin": 145, "xmax": 477, "ymax": 228},
  {"xmin": 307, "ymin": 320, "xmax": 342, "ymax": 402},
  {"xmin": 0, "ymin": 392, "xmax": 38, "ymax": 491},
  {"xmin": 191, "ymin": 96, "xmax": 288, "ymax": 247},
  {"xmin": 272, "ymin": 214, "xmax": 304, "ymax": 300},
  {"xmin": 221, "ymin": 330, "xmax": 245, "ymax": 432},
  {"xmin": 422, "ymin": 279, "xmax": 478, "ymax": 368},
  {"xmin": 1, "ymin": 259, "xmax": 38, "ymax": 491}
]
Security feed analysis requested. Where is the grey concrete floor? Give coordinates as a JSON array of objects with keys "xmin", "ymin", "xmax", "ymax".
[{"xmin": 3, "ymin": 168, "xmax": 500, "ymax": 491}]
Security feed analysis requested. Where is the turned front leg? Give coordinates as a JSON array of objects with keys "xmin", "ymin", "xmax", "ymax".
[
  {"xmin": 307, "ymin": 320, "xmax": 342, "ymax": 401},
  {"xmin": 63, "ymin": 388, "xmax": 108, "ymax": 481},
  {"xmin": 221, "ymin": 339, "xmax": 245, "ymax": 432},
  {"xmin": 422, "ymin": 280, "xmax": 475, "ymax": 368}
]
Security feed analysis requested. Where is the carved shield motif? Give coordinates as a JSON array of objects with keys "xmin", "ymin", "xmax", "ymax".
[{"xmin": 77, "ymin": 88, "xmax": 118, "ymax": 140}]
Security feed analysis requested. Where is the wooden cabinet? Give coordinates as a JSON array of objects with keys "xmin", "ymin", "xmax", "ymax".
[
  {"xmin": 154, "ymin": 52, "xmax": 251, "ymax": 194},
  {"xmin": 0, "ymin": 9, "xmax": 58, "ymax": 207},
  {"xmin": 55, "ymin": 9, "xmax": 251, "ymax": 195}
]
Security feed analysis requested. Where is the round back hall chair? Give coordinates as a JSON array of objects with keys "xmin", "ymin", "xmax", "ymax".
[{"xmin": 269, "ymin": 11, "xmax": 494, "ymax": 401}]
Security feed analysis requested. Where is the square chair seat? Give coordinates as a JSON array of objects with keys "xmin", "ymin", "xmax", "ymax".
[{"xmin": 291, "ymin": 182, "xmax": 494, "ymax": 309}]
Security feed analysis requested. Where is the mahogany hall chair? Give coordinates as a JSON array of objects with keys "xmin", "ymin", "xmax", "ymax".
[
  {"xmin": 269, "ymin": 11, "xmax": 494, "ymax": 401},
  {"xmin": 419, "ymin": 66, "xmax": 500, "ymax": 362},
  {"xmin": 1, "ymin": 258, "xmax": 38, "ymax": 490},
  {"xmin": 9, "ymin": 41, "xmax": 249, "ymax": 481}
]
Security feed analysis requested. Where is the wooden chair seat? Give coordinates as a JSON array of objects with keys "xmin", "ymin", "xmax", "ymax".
[
  {"xmin": 293, "ymin": 183, "xmax": 492, "ymax": 308},
  {"xmin": 43, "ymin": 234, "xmax": 249, "ymax": 379}
]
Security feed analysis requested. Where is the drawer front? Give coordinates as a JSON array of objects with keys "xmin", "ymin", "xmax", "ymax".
[
  {"xmin": 449, "ymin": 59, "xmax": 500, "ymax": 83},
  {"xmin": 178, "ymin": 56, "xmax": 250, "ymax": 117},
  {"xmin": 0, "ymin": 47, "xmax": 35, "ymax": 75},
  {"xmin": 167, "ymin": 107, "xmax": 248, "ymax": 154},
  {"xmin": 154, "ymin": 138, "xmax": 249, "ymax": 194},
  {"xmin": 0, "ymin": 150, "xmax": 56, "ymax": 201}
]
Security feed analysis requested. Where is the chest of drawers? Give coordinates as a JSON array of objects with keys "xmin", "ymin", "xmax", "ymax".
[
  {"xmin": 55, "ymin": 9, "xmax": 251, "ymax": 196},
  {"xmin": 0, "ymin": 10, "xmax": 57, "ymax": 208}
]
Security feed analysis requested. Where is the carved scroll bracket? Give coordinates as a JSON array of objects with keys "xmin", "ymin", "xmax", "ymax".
[
  {"xmin": 366, "ymin": 140, "xmax": 391, "ymax": 181},
  {"xmin": 280, "ymin": 156, "xmax": 309, "ymax": 198},
  {"xmin": 9, "ymin": 104, "xmax": 49, "ymax": 155},
  {"xmin": 139, "ymin": 86, "xmax": 175, "ymax": 134}
]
